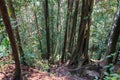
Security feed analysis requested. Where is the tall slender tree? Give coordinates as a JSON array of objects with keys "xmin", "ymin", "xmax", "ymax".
[
  {"xmin": 69, "ymin": 0, "xmax": 94, "ymax": 67},
  {"xmin": 61, "ymin": 0, "xmax": 71, "ymax": 63},
  {"xmin": 57, "ymin": 0, "xmax": 60, "ymax": 30},
  {"xmin": 44, "ymin": 0, "xmax": 50, "ymax": 60},
  {"xmin": 0, "ymin": 0, "xmax": 22, "ymax": 79},
  {"xmin": 7, "ymin": 0, "xmax": 26, "ymax": 65},
  {"xmin": 33, "ymin": 2, "xmax": 43, "ymax": 53},
  {"xmin": 68, "ymin": 0, "xmax": 79, "ymax": 53}
]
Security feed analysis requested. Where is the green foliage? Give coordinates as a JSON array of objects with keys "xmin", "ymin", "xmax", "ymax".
[
  {"xmin": 0, "ymin": 37, "xmax": 9, "ymax": 58},
  {"xmin": 24, "ymin": 52, "xmax": 37, "ymax": 66},
  {"xmin": 106, "ymin": 53, "xmax": 116, "ymax": 58},
  {"xmin": 104, "ymin": 72, "xmax": 120, "ymax": 80},
  {"xmin": 40, "ymin": 61, "xmax": 49, "ymax": 72},
  {"xmin": 0, "ymin": 46, "xmax": 7, "ymax": 58},
  {"xmin": 1, "ymin": 37, "xmax": 9, "ymax": 48},
  {"xmin": 89, "ymin": 0, "xmax": 118, "ymax": 59},
  {"xmin": 103, "ymin": 63, "xmax": 120, "ymax": 80}
]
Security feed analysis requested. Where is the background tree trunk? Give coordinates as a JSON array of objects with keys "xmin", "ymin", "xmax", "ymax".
[
  {"xmin": 114, "ymin": 47, "xmax": 120, "ymax": 64},
  {"xmin": 33, "ymin": 2, "xmax": 43, "ymax": 53},
  {"xmin": 68, "ymin": 0, "xmax": 79, "ymax": 53},
  {"xmin": 69, "ymin": 0, "xmax": 94, "ymax": 67},
  {"xmin": 7, "ymin": 0, "xmax": 26, "ymax": 65},
  {"xmin": 44, "ymin": 0, "xmax": 50, "ymax": 60},
  {"xmin": 61, "ymin": 0, "xmax": 71, "ymax": 63},
  {"xmin": 0, "ymin": 0, "xmax": 22, "ymax": 79}
]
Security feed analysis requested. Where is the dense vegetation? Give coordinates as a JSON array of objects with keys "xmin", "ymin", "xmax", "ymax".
[{"xmin": 0, "ymin": 0, "xmax": 120, "ymax": 80}]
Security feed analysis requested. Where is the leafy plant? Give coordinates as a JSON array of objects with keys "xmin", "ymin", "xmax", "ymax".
[
  {"xmin": 24, "ymin": 52, "xmax": 37, "ymax": 66},
  {"xmin": 103, "ymin": 63, "xmax": 120, "ymax": 80},
  {"xmin": 0, "ymin": 45, "xmax": 7, "ymax": 58}
]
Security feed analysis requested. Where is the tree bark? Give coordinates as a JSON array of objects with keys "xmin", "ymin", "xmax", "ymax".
[
  {"xmin": 68, "ymin": 0, "xmax": 79, "ymax": 53},
  {"xmin": 69, "ymin": 0, "xmax": 94, "ymax": 67},
  {"xmin": 7, "ymin": 0, "xmax": 26, "ymax": 65},
  {"xmin": 57, "ymin": 0, "xmax": 60, "ymax": 30},
  {"xmin": 44, "ymin": 0, "xmax": 50, "ymax": 60},
  {"xmin": 0, "ymin": 0, "xmax": 22, "ymax": 80},
  {"xmin": 114, "ymin": 47, "xmax": 120, "ymax": 64},
  {"xmin": 61, "ymin": 0, "xmax": 71, "ymax": 63}
]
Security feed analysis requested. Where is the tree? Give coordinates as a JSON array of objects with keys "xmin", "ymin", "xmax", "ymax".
[
  {"xmin": 33, "ymin": 2, "xmax": 43, "ymax": 53},
  {"xmin": 68, "ymin": 0, "xmax": 79, "ymax": 53},
  {"xmin": 44, "ymin": 0, "xmax": 50, "ymax": 60},
  {"xmin": 7, "ymin": 0, "xmax": 26, "ymax": 65},
  {"xmin": 0, "ymin": 0, "xmax": 22, "ymax": 79},
  {"xmin": 61, "ymin": 0, "xmax": 74, "ymax": 63},
  {"xmin": 69, "ymin": 0, "xmax": 94, "ymax": 67},
  {"xmin": 114, "ymin": 47, "xmax": 120, "ymax": 64},
  {"xmin": 105, "ymin": 4, "xmax": 120, "ymax": 73}
]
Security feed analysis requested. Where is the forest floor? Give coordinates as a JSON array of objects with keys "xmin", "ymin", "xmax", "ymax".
[
  {"xmin": 0, "ymin": 64, "xmax": 89, "ymax": 80},
  {"xmin": 0, "ymin": 56, "xmax": 120, "ymax": 80}
]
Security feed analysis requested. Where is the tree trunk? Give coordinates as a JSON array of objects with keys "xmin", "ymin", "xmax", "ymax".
[
  {"xmin": 68, "ymin": 0, "xmax": 74, "ymax": 39},
  {"xmin": 50, "ymin": 2, "xmax": 55, "ymax": 61},
  {"xmin": 57, "ymin": 0, "xmax": 60, "ymax": 30},
  {"xmin": 0, "ymin": 0, "xmax": 22, "ymax": 79},
  {"xmin": 44, "ymin": 0, "xmax": 50, "ymax": 60},
  {"xmin": 105, "ymin": 5, "xmax": 120, "ymax": 73},
  {"xmin": 33, "ymin": 2, "xmax": 43, "ymax": 53},
  {"xmin": 69, "ymin": 0, "xmax": 94, "ymax": 67},
  {"xmin": 61, "ymin": 0, "xmax": 71, "ymax": 63},
  {"xmin": 114, "ymin": 47, "xmax": 120, "ymax": 64},
  {"xmin": 7, "ymin": 0, "xmax": 26, "ymax": 65},
  {"xmin": 68, "ymin": 0, "xmax": 79, "ymax": 53}
]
